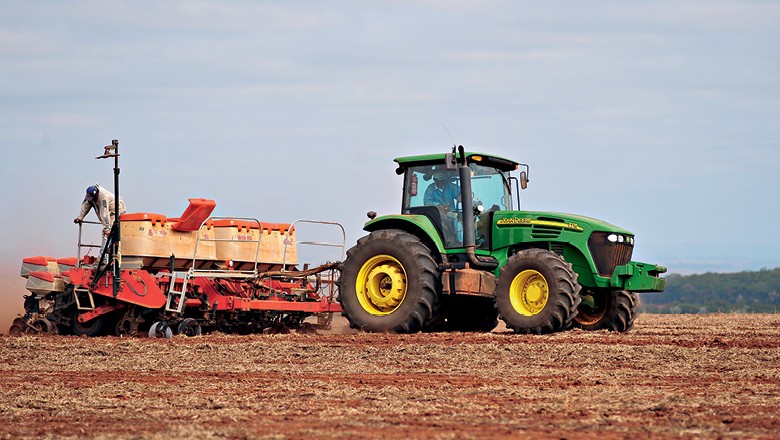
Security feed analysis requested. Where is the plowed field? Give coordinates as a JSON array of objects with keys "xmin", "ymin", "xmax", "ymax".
[{"xmin": 1, "ymin": 314, "xmax": 779, "ymax": 439}]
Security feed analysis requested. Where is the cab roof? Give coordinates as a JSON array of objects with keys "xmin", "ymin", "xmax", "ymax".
[{"xmin": 393, "ymin": 151, "xmax": 519, "ymax": 173}]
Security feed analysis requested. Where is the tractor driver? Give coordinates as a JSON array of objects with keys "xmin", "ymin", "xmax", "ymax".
[
  {"xmin": 424, "ymin": 170, "xmax": 463, "ymax": 245},
  {"xmin": 74, "ymin": 184, "xmax": 126, "ymax": 237},
  {"xmin": 424, "ymin": 170, "xmax": 461, "ymax": 212}
]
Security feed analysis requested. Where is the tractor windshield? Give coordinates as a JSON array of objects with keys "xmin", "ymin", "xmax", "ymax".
[
  {"xmin": 402, "ymin": 163, "xmax": 511, "ymax": 249},
  {"xmin": 470, "ymin": 164, "xmax": 513, "ymax": 212}
]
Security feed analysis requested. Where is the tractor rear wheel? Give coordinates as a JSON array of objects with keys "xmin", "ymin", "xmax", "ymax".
[
  {"xmin": 495, "ymin": 249, "xmax": 581, "ymax": 334},
  {"xmin": 338, "ymin": 229, "xmax": 439, "ymax": 333},
  {"xmin": 574, "ymin": 289, "xmax": 638, "ymax": 332}
]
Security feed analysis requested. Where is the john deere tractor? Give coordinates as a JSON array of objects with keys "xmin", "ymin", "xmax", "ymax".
[{"xmin": 338, "ymin": 147, "xmax": 666, "ymax": 334}]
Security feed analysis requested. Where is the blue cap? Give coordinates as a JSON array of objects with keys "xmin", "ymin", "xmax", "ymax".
[{"xmin": 86, "ymin": 185, "xmax": 98, "ymax": 198}]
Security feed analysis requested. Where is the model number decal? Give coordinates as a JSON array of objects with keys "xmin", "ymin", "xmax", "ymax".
[{"xmin": 496, "ymin": 217, "xmax": 583, "ymax": 232}]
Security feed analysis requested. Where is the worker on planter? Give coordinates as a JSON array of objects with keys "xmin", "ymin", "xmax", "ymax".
[{"xmin": 74, "ymin": 184, "xmax": 126, "ymax": 237}]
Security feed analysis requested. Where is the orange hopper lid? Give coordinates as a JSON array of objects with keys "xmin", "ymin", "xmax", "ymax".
[
  {"xmin": 259, "ymin": 222, "xmax": 294, "ymax": 233},
  {"xmin": 120, "ymin": 213, "xmax": 167, "ymax": 223},
  {"xmin": 212, "ymin": 219, "xmax": 260, "ymax": 229},
  {"xmin": 23, "ymin": 256, "xmax": 55, "ymax": 265},
  {"xmin": 173, "ymin": 198, "xmax": 216, "ymax": 232},
  {"xmin": 29, "ymin": 271, "xmax": 61, "ymax": 282},
  {"xmin": 57, "ymin": 257, "xmax": 78, "ymax": 266}
]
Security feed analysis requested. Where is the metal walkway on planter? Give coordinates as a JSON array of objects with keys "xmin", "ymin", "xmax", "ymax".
[{"xmin": 165, "ymin": 217, "xmax": 346, "ymax": 314}]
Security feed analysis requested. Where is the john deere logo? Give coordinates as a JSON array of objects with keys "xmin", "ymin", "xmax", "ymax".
[{"xmin": 496, "ymin": 217, "xmax": 583, "ymax": 232}]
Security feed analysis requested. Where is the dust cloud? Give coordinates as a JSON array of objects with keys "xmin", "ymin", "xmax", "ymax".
[{"xmin": 0, "ymin": 263, "xmax": 26, "ymax": 334}]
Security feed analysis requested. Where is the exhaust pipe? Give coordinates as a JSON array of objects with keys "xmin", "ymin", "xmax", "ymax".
[{"xmin": 457, "ymin": 146, "xmax": 498, "ymax": 270}]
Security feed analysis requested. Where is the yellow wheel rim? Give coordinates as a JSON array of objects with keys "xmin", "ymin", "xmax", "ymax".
[
  {"xmin": 509, "ymin": 269, "xmax": 549, "ymax": 316},
  {"xmin": 355, "ymin": 254, "xmax": 407, "ymax": 315}
]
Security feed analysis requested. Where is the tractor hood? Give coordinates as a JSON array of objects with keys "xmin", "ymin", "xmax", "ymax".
[
  {"xmin": 540, "ymin": 211, "xmax": 631, "ymax": 235},
  {"xmin": 490, "ymin": 210, "xmax": 640, "ymax": 286},
  {"xmin": 495, "ymin": 211, "xmax": 633, "ymax": 236}
]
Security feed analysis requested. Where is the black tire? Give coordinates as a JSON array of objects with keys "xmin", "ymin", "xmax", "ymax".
[
  {"xmin": 27, "ymin": 318, "xmax": 57, "ymax": 335},
  {"xmin": 178, "ymin": 318, "xmax": 203, "ymax": 337},
  {"xmin": 148, "ymin": 321, "xmax": 174, "ymax": 339},
  {"xmin": 495, "ymin": 248, "xmax": 581, "ymax": 334},
  {"xmin": 574, "ymin": 289, "xmax": 638, "ymax": 332},
  {"xmin": 338, "ymin": 229, "xmax": 440, "ymax": 333},
  {"xmin": 9, "ymin": 318, "xmax": 24, "ymax": 336},
  {"xmin": 72, "ymin": 314, "xmax": 107, "ymax": 336},
  {"xmin": 9, "ymin": 324, "xmax": 24, "ymax": 336}
]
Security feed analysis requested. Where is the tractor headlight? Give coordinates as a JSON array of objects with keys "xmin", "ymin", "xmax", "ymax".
[{"xmin": 607, "ymin": 233, "xmax": 633, "ymax": 245}]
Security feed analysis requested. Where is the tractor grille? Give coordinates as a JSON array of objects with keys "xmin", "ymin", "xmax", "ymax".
[{"xmin": 588, "ymin": 232, "xmax": 634, "ymax": 277}]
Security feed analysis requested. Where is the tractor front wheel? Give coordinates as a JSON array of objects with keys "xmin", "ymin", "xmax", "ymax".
[
  {"xmin": 574, "ymin": 289, "xmax": 638, "ymax": 332},
  {"xmin": 495, "ymin": 249, "xmax": 580, "ymax": 334},
  {"xmin": 338, "ymin": 229, "xmax": 439, "ymax": 333}
]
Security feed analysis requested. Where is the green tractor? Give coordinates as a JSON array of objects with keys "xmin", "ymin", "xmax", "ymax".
[{"xmin": 338, "ymin": 147, "xmax": 666, "ymax": 334}]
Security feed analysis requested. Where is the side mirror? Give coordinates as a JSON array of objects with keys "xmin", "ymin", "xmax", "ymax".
[{"xmin": 519, "ymin": 171, "xmax": 528, "ymax": 190}]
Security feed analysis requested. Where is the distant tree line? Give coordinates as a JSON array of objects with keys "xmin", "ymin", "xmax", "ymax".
[{"xmin": 638, "ymin": 267, "xmax": 780, "ymax": 314}]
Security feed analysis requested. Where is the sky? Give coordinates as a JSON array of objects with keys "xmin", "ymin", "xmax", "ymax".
[{"xmin": 0, "ymin": 0, "xmax": 778, "ymax": 324}]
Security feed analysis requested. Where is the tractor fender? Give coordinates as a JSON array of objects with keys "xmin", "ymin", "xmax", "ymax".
[{"xmin": 364, "ymin": 215, "xmax": 446, "ymax": 255}]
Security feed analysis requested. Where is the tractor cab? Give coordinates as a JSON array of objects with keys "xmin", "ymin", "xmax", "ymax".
[{"xmin": 395, "ymin": 151, "xmax": 526, "ymax": 249}]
